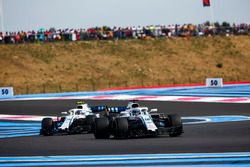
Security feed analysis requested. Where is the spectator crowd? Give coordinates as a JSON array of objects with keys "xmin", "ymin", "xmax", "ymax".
[{"xmin": 0, "ymin": 22, "xmax": 249, "ymax": 44}]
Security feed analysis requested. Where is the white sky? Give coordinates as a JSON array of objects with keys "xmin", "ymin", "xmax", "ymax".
[{"xmin": 1, "ymin": 0, "xmax": 250, "ymax": 31}]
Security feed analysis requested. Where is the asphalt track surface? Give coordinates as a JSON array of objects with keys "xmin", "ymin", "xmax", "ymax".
[{"xmin": 0, "ymin": 99, "xmax": 250, "ymax": 156}]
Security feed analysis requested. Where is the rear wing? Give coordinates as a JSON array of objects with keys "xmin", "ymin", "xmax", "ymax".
[
  {"xmin": 108, "ymin": 107, "xmax": 127, "ymax": 113},
  {"xmin": 90, "ymin": 106, "xmax": 107, "ymax": 112},
  {"xmin": 90, "ymin": 106, "xmax": 127, "ymax": 113}
]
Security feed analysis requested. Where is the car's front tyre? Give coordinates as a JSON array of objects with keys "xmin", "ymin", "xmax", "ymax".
[
  {"xmin": 114, "ymin": 117, "xmax": 128, "ymax": 139},
  {"xmin": 40, "ymin": 118, "xmax": 54, "ymax": 136}
]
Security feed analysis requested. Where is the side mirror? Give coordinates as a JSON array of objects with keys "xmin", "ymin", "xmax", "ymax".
[
  {"xmin": 61, "ymin": 112, "xmax": 68, "ymax": 115},
  {"xmin": 149, "ymin": 109, "xmax": 158, "ymax": 113}
]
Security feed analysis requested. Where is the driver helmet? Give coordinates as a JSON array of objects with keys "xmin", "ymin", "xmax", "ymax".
[
  {"xmin": 75, "ymin": 110, "xmax": 81, "ymax": 115},
  {"xmin": 132, "ymin": 109, "xmax": 140, "ymax": 116}
]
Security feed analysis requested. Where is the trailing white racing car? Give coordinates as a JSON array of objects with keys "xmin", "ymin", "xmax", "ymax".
[
  {"xmin": 40, "ymin": 101, "xmax": 107, "ymax": 136},
  {"xmin": 94, "ymin": 101, "xmax": 183, "ymax": 139}
]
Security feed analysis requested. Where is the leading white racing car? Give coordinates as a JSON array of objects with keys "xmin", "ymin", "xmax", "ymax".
[{"xmin": 94, "ymin": 101, "xmax": 183, "ymax": 139}]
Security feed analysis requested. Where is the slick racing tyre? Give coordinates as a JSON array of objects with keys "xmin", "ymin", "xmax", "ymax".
[
  {"xmin": 168, "ymin": 114, "xmax": 183, "ymax": 137},
  {"xmin": 94, "ymin": 117, "xmax": 110, "ymax": 139},
  {"xmin": 40, "ymin": 118, "xmax": 54, "ymax": 136},
  {"xmin": 114, "ymin": 117, "xmax": 128, "ymax": 139}
]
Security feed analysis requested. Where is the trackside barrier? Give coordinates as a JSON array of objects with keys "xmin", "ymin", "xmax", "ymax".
[
  {"xmin": 0, "ymin": 87, "xmax": 14, "ymax": 98},
  {"xmin": 206, "ymin": 78, "xmax": 223, "ymax": 88}
]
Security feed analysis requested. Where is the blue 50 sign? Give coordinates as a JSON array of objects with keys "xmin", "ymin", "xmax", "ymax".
[
  {"xmin": 210, "ymin": 80, "xmax": 218, "ymax": 86},
  {"xmin": 0, "ymin": 87, "xmax": 14, "ymax": 97},
  {"xmin": 206, "ymin": 78, "xmax": 223, "ymax": 88},
  {"xmin": 2, "ymin": 89, "xmax": 9, "ymax": 95}
]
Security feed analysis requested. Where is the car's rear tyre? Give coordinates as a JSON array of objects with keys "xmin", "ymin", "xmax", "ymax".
[
  {"xmin": 94, "ymin": 117, "xmax": 110, "ymax": 139},
  {"xmin": 86, "ymin": 115, "xmax": 97, "ymax": 133},
  {"xmin": 168, "ymin": 114, "xmax": 183, "ymax": 137},
  {"xmin": 40, "ymin": 118, "xmax": 54, "ymax": 136},
  {"xmin": 114, "ymin": 117, "xmax": 128, "ymax": 139}
]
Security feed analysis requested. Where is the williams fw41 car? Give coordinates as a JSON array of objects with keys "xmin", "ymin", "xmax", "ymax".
[
  {"xmin": 94, "ymin": 101, "xmax": 183, "ymax": 139},
  {"xmin": 40, "ymin": 101, "xmax": 108, "ymax": 136}
]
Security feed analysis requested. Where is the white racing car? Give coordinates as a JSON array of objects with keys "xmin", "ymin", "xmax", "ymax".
[
  {"xmin": 40, "ymin": 101, "xmax": 107, "ymax": 136},
  {"xmin": 94, "ymin": 101, "xmax": 183, "ymax": 139}
]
